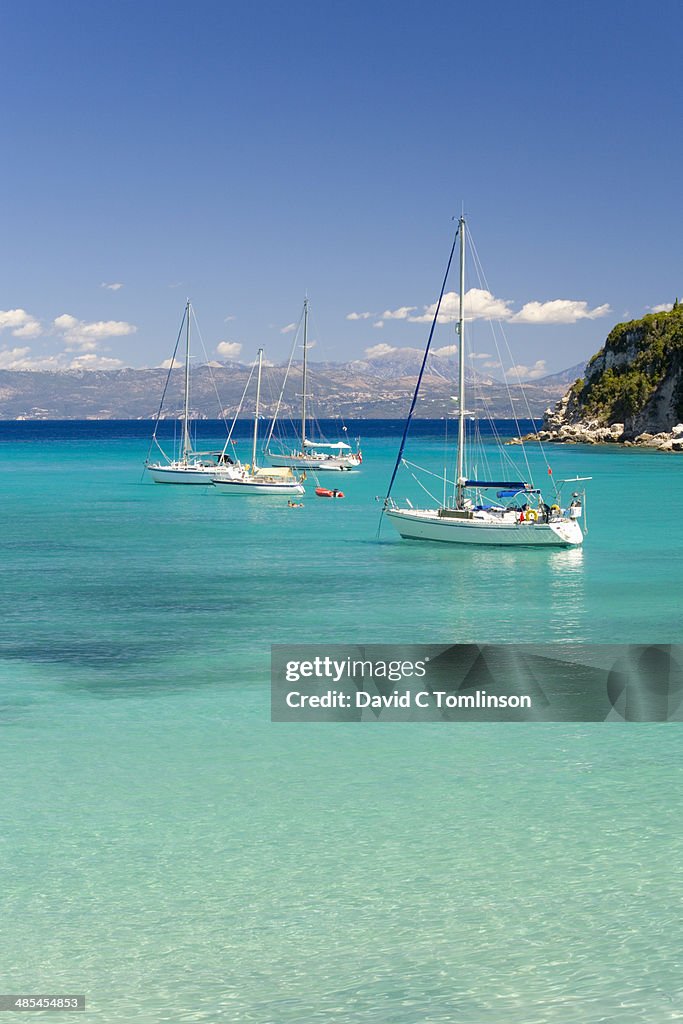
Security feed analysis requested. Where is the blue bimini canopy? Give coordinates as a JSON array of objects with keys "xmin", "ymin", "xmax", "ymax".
[{"xmin": 465, "ymin": 480, "xmax": 529, "ymax": 490}]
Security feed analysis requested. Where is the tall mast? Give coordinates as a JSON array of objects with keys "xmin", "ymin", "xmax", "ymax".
[
  {"xmin": 455, "ymin": 217, "xmax": 466, "ymax": 507},
  {"xmin": 182, "ymin": 300, "xmax": 192, "ymax": 461},
  {"xmin": 301, "ymin": 297, "xmax": 308, "ymax": 449},
  {"xmin": 252, "ymin": 347, "xmax": 263, "ymax": 470}
]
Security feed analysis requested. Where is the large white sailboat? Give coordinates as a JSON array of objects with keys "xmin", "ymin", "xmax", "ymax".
[
  {"xmin": 265, "ymin": 298, "xmax": 362, "ymax": 472},
  {"xmin": 384, "ymin": 216, "xmax": 588, "ymax": 547},
  {"xmin": 212, "ymin": 349, "xmax": 305, "ymax": 496},
  {"xmin": 146, "ymin": 301, "xmax": 222, "ymax": 484}
]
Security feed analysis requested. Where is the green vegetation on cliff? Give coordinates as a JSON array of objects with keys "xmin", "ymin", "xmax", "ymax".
[{"xmin": 570, "ymin": 305, "xmax": 683, "ymax": 424}]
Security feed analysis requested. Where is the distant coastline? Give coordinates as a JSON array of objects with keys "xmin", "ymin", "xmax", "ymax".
[{"xmin": 0, "ymin": 356, "xmax": 579, "ymax": 421}]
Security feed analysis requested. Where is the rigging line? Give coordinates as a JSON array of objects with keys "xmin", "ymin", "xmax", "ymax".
[
  {"xmin": 467, "ymin": 233, "xmax": 536, "ymax": 486},
  {"xmin": 306, "ymin": 303, "xmax": 344, "ymax": 443},
  {"xmin": 222, "ymin": 360, "xmax": 258, "ymax": 456},
  {"xmin": 468, "ymin": 414, "xmax": 493, "ymax": 484},
  {"xmin": 402, "ymin": 458, "xmax": 459, "ymax": 489},
  {"xmin": 403, "ymin": 462, "xmax": 443, "ymax": 505},
  {"xmin": 462, "ymin": 336, "xmax": 498, "ymax": 480},
  {"xmin": 302, "ymin": 370, "xmax": 326, "ymax": 442},
  {"xmin": 259, "ymin": 362, "xmax": 282, "ymax": 454},
  {"xmin": 468, "ymin": 231, "xmax": 559, "ymax": 493},
  {"xmin": 472, "ymin": 381, "xmax": 518, "ymax": 476},
  {"xmin": 379, "ymin": 223, "xmax": 460, "ymax": 533},
  {"xmin": 144, "ymin": 304, "xmax": 187, "ymax": 467},
  {"xmin": 472, "ymin": 420, "xmax": 490, "ymax": 479},
  {"xmin": 304, "ymin": 304, "xmax": 327, "ymax": 441},
  {"xmin": 264, "ymin": 310, "xmax": 303, "ymax": 450},
  {"xmin": 189, "ymin": 306, "xmax": 231, "ymax": 432},
  {"xmin": 467, "ymin": 238, "xmax": 528, "ymax": 444}
]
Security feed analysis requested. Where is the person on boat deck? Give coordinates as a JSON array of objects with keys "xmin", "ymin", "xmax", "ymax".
[{"xmin": 217, "ymin": 453, "xmax": 234, "ymax": 464}]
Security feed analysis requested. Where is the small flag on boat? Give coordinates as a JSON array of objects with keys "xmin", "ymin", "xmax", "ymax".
[{"xmin": 548, "ymin": 467, "xmax": 553, "ymax": 475}]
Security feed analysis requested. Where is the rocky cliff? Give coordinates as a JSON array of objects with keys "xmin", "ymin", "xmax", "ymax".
[{"xmin": 538, "ymin": 304, "xmax": 683, "ymax": 449}]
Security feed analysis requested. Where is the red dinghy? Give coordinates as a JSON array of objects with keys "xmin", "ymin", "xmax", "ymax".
[{"xmin": 315, "ymin": 487, "xmax": 345, "ymax": 498}]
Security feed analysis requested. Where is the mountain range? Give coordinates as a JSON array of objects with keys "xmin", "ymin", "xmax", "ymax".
[{"xmin": 0, "ymin": 351, "xmax": 586, "ymax": 421}]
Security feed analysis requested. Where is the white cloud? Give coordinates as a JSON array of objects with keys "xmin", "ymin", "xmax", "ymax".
[
  {"xmin": 431, "ymin": 346, "xmax": 493, "ymax": 359},
  {"xmin": 159, "ymin": 357, "xmax": 183, "ymax": 369},
  {"xmin": 54, "ymin": 314, "xmax": 78, "ymax": 331},
  {"xmin": 101, "ymin": 282, "xmax": 123, "ymax": 291},
  {"xmin": 0, "ymin": 308, "xmax": 43, "ymax": 339},
  {"xmin": 505, "ymin": 360, "xmax": 548, "ymax": 381},
  {"xmin": 0, "ymin": 309, "xmax": 36, "ymax": 330},
  {"xmin": 0, "ymin": 346, "xmax": 32, "ymax": 368},
  {"xmin": 381, "ymin": 306, "xmax": 417, "ymax": 320},
  {"xmin": 649, "ymin": 302, "xmax": 674, "ymax": 313},
  {"xmin": 54, "ymin": 313, "xmax": 137, "ymax": 351},
  {"xmin": 373, "ymin": 290, "xmax": 611, "ymax": 327},
  {"xmin": 280, "ymin": 323, "xmax": 297, "ymax": 334},
  {"xmin": 373, "ymin": 320, "xmax": 384, "ymax": 329},
  {"xmin": 216, "ymin": 341, "xmax": 243, "ymax": 359},
  {"xmin": 364, "ymin": 343, "xmax": 397, "ymax": 358},
  {"xmin": 410, "ymin": 289, "xmax": 514, "ymax": 324},
  {"xmin": 224, "ymin": 315, "xmax": 236, "ymax": 322},
  {"xmin": 12, "ymin": 320, "xmax": 43, "ymax": 339},
  {"xmin": 510, "ymin": 300, "xmax": 611, "ymax": 324},
  {"xmin": 346, "ymin": 311, "xmax": 375, "ymax": 320},
  {"xmin": 0, "ymin": 345, "xmax": 126, "ymax": 371},
  {"xmin": 69, "ymin": 353, "xmax": 124, "ymax": 370}
]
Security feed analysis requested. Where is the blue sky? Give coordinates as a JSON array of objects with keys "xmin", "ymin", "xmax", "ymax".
[{"xmin": 1, "ymin": 0, "xmax": 681, "ymax": 378}]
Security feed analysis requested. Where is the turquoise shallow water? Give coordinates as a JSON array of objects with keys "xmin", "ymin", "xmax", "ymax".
[{"xmin": 1, "ymin": 423, "xmax": 682, "ymax": 1022}]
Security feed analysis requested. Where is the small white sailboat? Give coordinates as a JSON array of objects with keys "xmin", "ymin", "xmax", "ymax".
[
  {"xmin": 265, "ymin": 298, "xmax": 362, "ymax": 472},
  {"xmin": 146, "ymin": 301, "xmax": 223, "ymax": 484},
  {"xmin": 212, "ymin": 349, "xmax": 305, "ymax": 496},
  {"xmin": 383, "ymin": 216, "xmax": 589, "ymax": 548}
]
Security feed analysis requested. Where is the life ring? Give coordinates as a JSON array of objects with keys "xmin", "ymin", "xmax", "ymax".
[
  {"xmin": 524, "ymin": 509, "xmax": 538, "ymax": 522},
  {"xmin": 550, "ymin": 504, "xmax": 560, "ymax": 512}
]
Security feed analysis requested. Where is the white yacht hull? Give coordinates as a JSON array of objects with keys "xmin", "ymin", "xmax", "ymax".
[
  {"xmin": 386, "ymin": 508, "xmax": 583, "ymax": 547},
  {"xmin": 267, "ymin": 452, "xmax": 361, "ymax": 471},
  {"xmin": 212, "ymin": 477, "xmax": 305, "ymax": 495},
  {"xmin": 147, "ymin": 463, "xmax": 216, "ymax": 484}
]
